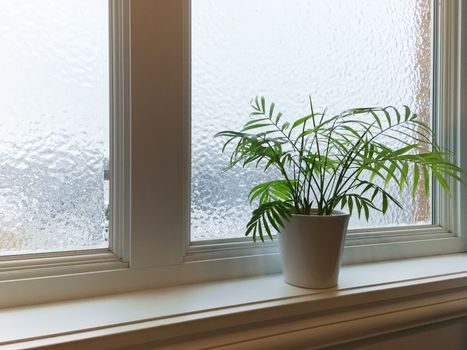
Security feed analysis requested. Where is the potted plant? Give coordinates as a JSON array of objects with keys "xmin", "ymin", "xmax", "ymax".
[{"xmin": 216, "ymin": 97, "xmax": 463, "ymax": 289}]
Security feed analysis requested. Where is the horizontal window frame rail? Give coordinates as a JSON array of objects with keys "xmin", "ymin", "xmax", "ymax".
[
  {"xmin": 0, "ymin": 249, "xmax": 128, "ymax": 281},
  {"xmin": 189, "ymin": 224, "xmax": 451, "ymax": 246},
  {"xmin": 185, "ymin": 224, "xmax": 456, "ymax": 262},
  {"xmin": 0, "ymin": 248, "xmax": 114, "ymax": 262}
]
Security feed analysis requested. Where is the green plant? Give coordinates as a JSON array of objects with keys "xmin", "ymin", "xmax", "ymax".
[{"xmin": 216, "ymin": 97, "xmax": 463, "ymax": 242}]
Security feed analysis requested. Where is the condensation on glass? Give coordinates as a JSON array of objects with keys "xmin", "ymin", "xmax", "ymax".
[
  {"xmin": 191, "ymin": 0, "xmax": 433, "ymax": 241},
  {"xmin": 0, "ymin": 1, "xmax": 109, "ymax": 254}
]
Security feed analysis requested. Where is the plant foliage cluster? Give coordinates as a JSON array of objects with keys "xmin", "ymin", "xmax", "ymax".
[{"xmin": 216, "ymin": 97, "xmax": 463, "ymax": 242}]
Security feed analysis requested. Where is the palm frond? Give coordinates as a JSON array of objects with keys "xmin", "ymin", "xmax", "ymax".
[{"xmin": 215, "ymin": 97, "xmax": 464, "ymax": 241}]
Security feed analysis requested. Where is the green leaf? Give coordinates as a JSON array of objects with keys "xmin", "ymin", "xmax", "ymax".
[
  {"xmin": 362, "ymin": 201, "xmax": 370, "ymax": 221},
  {"xmin": 400, "ymin": 162, "xmax": 409, "ymax": 192},
  {"xmin": 340, "ymin": 125, "xmax": 362, "ymax": 139},
  {"xmin": 403, "ymin": 105, "xmax": 411, "ymax": 121},
  {"xmin": 244, "ymin": 118, "xmax": 269, "ymax": 127},
  {"xmin": 275, "ymin": 112, "xmax": 283, "ymax": 124},
  {"xmin": 341, "ymin": 196, "xmax": 347, "ymax": 209},
  {"xmin": 422, "ymin": 164, "xmax": 430, "ymax": 195},
  {"xmin": 382, "ymin": 108, "xmax": 392, "ymax": 126},
  {"xmin": 266, "ymin": 210, "xmax": 280, "ymax": 232},
  {"xmin": 271, "ymin": 207, "xmax": 285, "ymax": 229},
  {"xmin": 291, "ymin": 114, "xmax": 313, "ymax": 131},
  {"xmin": 412, "ymin": 164, "xmax": 420, "ymax": 198},
  {"xmin": 355, "ymin": 198, "xmax": 362, "ymax": 218},
  {"xmin": 348, "ymin": 196, "xmax": 354, "ymax": 215},
  {"xmin": 245, "ymin": 222, "xmax": 255, "ymax": 237},
  {"xmin": 370, "ymin": 111, "xmax": 383, "ymax": 130},
  {"xmin": 433, "ymin": 168, "xmax": 451, "ymax": 195},
  {"xmin": 253, "ymin": 97, "xmax": 261, "ymax": 111},
  {"xmin": 242, "ymin": 123, "xmax": 271, "ymax": 131},
  {"xmin": 393, "ymin": 107, "xmax": 401, "ymax": 123},
  {"xmin": 257, "ymin": 219, "xmax": 264, "ymax": 242},
  {"xmin": 371, "ymin": 188, "xmax": 378, "ymax": 201},
  {"xmin": 261, "ymin": 96, "xmax": 266, "ymax": 113},
  {"xmin": 263, "ymin": 216, "xmax": 273, "ymax": 240},
  {"xmin": 390, "ymin": 144, "xmax": 419, "ymax": 158},
  {"xmin": 369, "ymin": 163, "xmax": 385, "ymax": 182},
  {"xmin": 382, "ymin": 193, "xmax": 388, "ymax": 214},
  {"xmin": 384, "ymin": 162, "xmax": 398, "ymax": 189},
  {"xmin": 269, "ymin": 103, "xmax": 275, "ymax": 118}
]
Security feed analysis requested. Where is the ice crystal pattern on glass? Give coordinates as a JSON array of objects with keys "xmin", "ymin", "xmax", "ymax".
[
  {"xmin": 0, "ymin": 0, "xmax": 109, "ymax": 254},
  {"xmin": 191, "ymin": 0, "xmax": 433, "ymax": 240}
]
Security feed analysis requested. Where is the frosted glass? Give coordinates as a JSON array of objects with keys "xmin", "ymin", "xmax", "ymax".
[
  {"xmin": 191, "ymin": 0, "xmax": 433, "ymax": 241},
  {"xmin": 0, "ymin": 1, "xmax": 109, "ymax": 254}
]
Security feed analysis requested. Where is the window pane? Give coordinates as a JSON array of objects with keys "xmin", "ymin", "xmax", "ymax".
[
  {"xmin": 191, "ymin": 0, "xmax": 432, "ymax": 241},
  {"xmin": 0, "ymin": 0, "xmax": 109, "ymax": 254}
]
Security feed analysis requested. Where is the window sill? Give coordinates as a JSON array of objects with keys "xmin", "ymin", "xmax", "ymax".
[{"xmin": 1, "ymin": 253, "xmax": 467, "ymax": 349}]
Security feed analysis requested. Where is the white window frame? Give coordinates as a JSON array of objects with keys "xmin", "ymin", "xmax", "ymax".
[
  {"xmin": 0, "ymin": 0, "xmax": 131, "ymax": 278},
  {"xmin": 185, "ymin": 0, "xmax": 467, "ymax": 264},
  {"xmin": 0, "ymin": 0, "xmax": 466, "ymax": 308}
]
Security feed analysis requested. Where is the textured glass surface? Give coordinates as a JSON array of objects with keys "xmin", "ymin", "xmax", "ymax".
[
  {"xmin": 0, "ymin": 1, "xmax": 109, "ymax": 254},
  {"xmin": 191, "ymin": 0, "xmax": 433, "ymax": 241}
]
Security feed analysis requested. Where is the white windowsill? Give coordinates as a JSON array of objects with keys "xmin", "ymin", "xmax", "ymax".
[{"xmin": 2, "ymin": 253, "xmax": 467, "ymax": 349}]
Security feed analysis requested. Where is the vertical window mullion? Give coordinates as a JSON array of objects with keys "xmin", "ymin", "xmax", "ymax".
[{"xmin": 109, "ymin": 0, "xmax": 131, "ymax": 262}]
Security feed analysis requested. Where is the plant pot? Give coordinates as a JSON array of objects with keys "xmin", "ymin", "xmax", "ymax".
[{"xmin": 279, "ymin": 210, "xmax": 349, "ymax": 289}]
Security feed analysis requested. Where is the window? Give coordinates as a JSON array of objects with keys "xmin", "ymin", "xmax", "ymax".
[
  {"xmin": 191, "ymin": 0, "xmax": 433, "ymax": 241},
  {"xmin": 0, "ymin": 0, "xmax": 110, "ymax": 255},
  {"xmin": 186, "ymin": 0, "xmax": 466, "ymax": 262},
  {"xmin": 0, "ymin": 0, "xmax": 466, "ymax": 308}
]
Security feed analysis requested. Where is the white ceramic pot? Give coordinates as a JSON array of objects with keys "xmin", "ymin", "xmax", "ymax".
[{"xmin": 279, "ymin": 210, "xmax": 349, "ymax": 289}]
